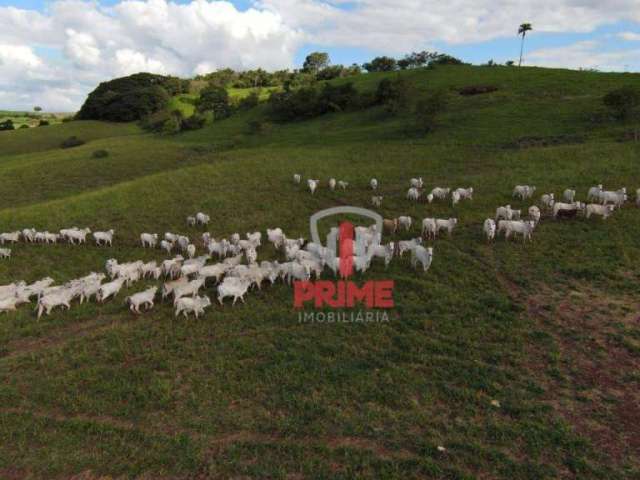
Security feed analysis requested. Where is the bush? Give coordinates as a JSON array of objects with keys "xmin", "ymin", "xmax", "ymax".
[
  {"xmin": 238, "ymin": 91, "xmax": 259, "ymax": 110},
  {"xmin": 0, "ymin": 119, "xmax": 15, "ymax": 131},
  {"xmin": 162, "ymin": 115, "xmax": 182, "ymax": 135},
  {"xmin": 197, "ymin": 85, "xmax": 232, "ymax": 119},
  {"xmin": 412, "ymin": 90, "xmax": 448, "ymax": 134},
  {"xmin": 76, "ymin": 73, "xmax": 179, "ymax": 122},
  {"xmin": 375, "ymin": 77, "xmax": 412, "ymax": 115},
  {"xmin": 92, "ymin": 149, "xmax": 109, "ymax": 158},
  {"xmin": 603, "ymin": 86, "xmax": 640, "ymax": 120},
  {"xmin": 61, "ymin": 116, "xmax": 74, "ymax": 123},
  {"xmin": 363, "ymin": 56, "xmax": 398, "ymax": 72},
  {"xmin": 140, "ymin": 109, "xmax": 172, "ymax": 132},
  {"xmin": 38, "ymin": 119, "xmax": 50, "ymax": 126},
  {"xmin": 61, "ymin": 136, "xmax": 85, "ymax": 148},
  {"xmin": 19, "ymin": 124, "xmax": 29, "ymax": 129},
  {"xmin": 458, "ymin": 85, "xmax": 499, "ymax": 96},
  {"xmin": 247, "ymin": 119, "xmax": 272, "ymax": 134},
  {"xmin": 181, "ymin": 113, "xmax": 206, "ymax": 131}
]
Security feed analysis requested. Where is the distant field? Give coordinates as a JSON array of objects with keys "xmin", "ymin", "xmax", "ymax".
[
  {"xmin": 0, "ymin": 66, "xmax": 639, "ymax": 479},
  {"xmin": 0, "ymin": 110, "xmax": 72, "ymax": 129}
]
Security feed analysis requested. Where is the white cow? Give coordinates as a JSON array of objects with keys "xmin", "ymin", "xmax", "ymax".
[
  {"xmin": 585, "ymin": 203, "xmax": 615, "ymax": 219},
  {"xmin": 435, "ymin": 218, "xmax": 458, "ymax": 236},
  {"xmin": 329, "ymin": 178, "xmax": 336, "ymax": 191},
  {"xmin": 505, "ymin": 220, "xmax": 536, "ymax": 242},
  {"xmin": 398, "ymin": 216, "xmax": 412, "ymax": 231},
  {"xmin": 407, "ymin": 188, "xmax": 420, "ymax": 201},
  {"xmin": 422, "ymin": 218, "xmax": 437, "ymax": 240},
  {"xmin": 411, "ymin": 246, "xmax": 433, "ymax": 272},
  {"xmin": 126, "ymin": 287, "xmax": 158, "ymax": 314},
  {"xmin": 93, "ymin": 230, "xmax": 114, "ymax": 246},
  {"xmin": 540, "ymin": 193, "xmax": 555, "ymax": 209},
  {"xmin": 430, "ymin": 187, "xmax": 450, "ymax": 200},
  {"xmin": 397, "ymin": 237, "xmax": 422, "ymax": 257},
  {"xmin": 97, "ymin": 278, "xmax": 126, "ymax": 303},
  {"xmin": 513, "ymin": 185, "xmax": 536, "ymax": 200},
  {"xmin": 370, "ymin": 178, "xmax": 378, "ymax": 190},
  {"xmin": 308, "ymin": 179, "xmax": 319, "ymax": 194},
  {"xmin": 371, "ymin": 196, "xmax": 383, "ymax": 207},
  {"xmin": 337, "ymin": 180, "xmax": 349, "ymax": 190},
  {"xmin": 140, "ymin": 233, "xmax": 158, "ymax": 248},
  {"xmin": 0, "ymin": 232, "xmax": 20, "ymax": 244},
  {"xmin": 195, "ymin": 212, "xmax": 210, "ymax": 225},
  {"xmin": 175, "ymin": 295, "xmax": 211, "ymax": 318},
  {"xmin": 528, "ymin": 205, "xmax": 541, "ymax": 224},
  {"xmin": 483, "ymin": 219, "xmax": 496, "ymax": 241},
  {"xmin": 0, "ymin": 248, "xmax": 10, "ymax": 259},
  {"xmin": 410, "ymin": 177, "xmax": 424, "ymax": 188},
  {"xmin": 218, "ymin": 277, "xmax": 251, "ymax": 305},
  {"xmin": 563, "ymin": 189, "xmax": 576, "ymax": 203},
  {"xmin": 587, "ymin": 184, "xmax": 603, "ymax": 201}
]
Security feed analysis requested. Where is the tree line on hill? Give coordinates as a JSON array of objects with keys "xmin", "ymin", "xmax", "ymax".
[{"xmin": 49, "ymin": 50, "xmax": 640, "ymax": 141}]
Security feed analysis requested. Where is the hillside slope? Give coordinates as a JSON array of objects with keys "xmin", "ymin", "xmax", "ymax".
[{"xmin": 0, "ymin": 66, "xmax": 639, "ymax": 479}]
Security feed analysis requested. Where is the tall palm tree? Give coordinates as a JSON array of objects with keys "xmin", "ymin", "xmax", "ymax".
[{"xmin": 518, "ymin": 23, "xmax": 532, "ymax": 67}]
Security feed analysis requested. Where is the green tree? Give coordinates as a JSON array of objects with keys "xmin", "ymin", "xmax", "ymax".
[
  {"xmin": 363, "ymin": 56, "xmax": 398, "ymax": 72},
  {"xmin": 0, "ymin": 119, "xmax": 15, "ymax": 131},
  {"xmin": 518, "ymin": 23, "xmax": 532, "ymax": 67},
  {"xmin": 34, "ymin": 106, "xmax": 42, "ymax": 112},
  {"xmin": 197, "ymin": 85, "xmax": 232, "ymax": 119},
  {"xmin": 603, "ymin": 86, "xmax": 640, "ymax": 140},
  {"xmin": 303, "ymin": 52, "xmax": 330, "ymax": 74}
]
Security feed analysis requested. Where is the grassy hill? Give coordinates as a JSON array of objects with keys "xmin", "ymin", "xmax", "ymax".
[{"xmin": 0, "ymin": 65, "xmax": 639, "ymax": 479}]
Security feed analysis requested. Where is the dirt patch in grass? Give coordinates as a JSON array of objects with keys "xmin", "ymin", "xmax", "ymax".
[
  {"xmin": 524, "ymin": 282, "xmax": 640, "ymax": 471},
  {"xmin": 505, "ymin": 135, "xmax": 585, "ymax": 149}
]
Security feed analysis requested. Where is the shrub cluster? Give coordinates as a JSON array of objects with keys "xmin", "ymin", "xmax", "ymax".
[
  {"xmin": 268, "ymin": 82, "xmax": 365, "ymax": 121},
  {"xmin": 77, "ymin": 73, "xmax": 187, "ymax": 122},
  {"xmin": 0, "ymin": 119, "xmax": 15, "ymax": 131},
  {"xmin": 458, "ymin": 85, "xmax": 499, "ymax": 96},
  {"xmin": 92, "ymin": 149, "xmax": 109, "ymax": 158},
  {"xmin": 61, "ymin": 136, "xmax": 85, "ymax": 148}
]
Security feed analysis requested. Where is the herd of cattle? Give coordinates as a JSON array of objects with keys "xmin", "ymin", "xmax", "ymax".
[{"xmin": 0, "ymin": 176, "xmax": 637, "ymax": 319}]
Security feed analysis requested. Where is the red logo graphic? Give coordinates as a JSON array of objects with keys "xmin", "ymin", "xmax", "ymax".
[{"xmin": 294, "ymin": 220, "xmax": 395, "ymax": 309}]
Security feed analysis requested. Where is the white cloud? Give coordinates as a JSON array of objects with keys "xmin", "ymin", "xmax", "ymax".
[
  {"xmin": 527, "ymin": 40, "xmax": 640, "ymax": 71},
  {"xmin": 0, "ymin": 0, "xmax": 302, "ymax": 110},
  {"xmin": 1, "ymin": 0, "xmax": 640, "ymax": 111},
  {"xmin": 618, "ymin": 31, "xmax": 640, "ymax": 41}
]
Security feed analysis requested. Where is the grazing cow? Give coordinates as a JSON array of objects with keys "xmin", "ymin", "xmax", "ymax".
[
  {"xmin": 483, "ymin": 219, "xmax": 496, "ymax": 241},
  {"xmin": 540, "ymin": 193, "xmax": 555, "ymax": 210},
  {"xmin": 407, "ymin": 188, "xmax": 421, "ymax": 201},
  {"xmin": 370, "ymin": 178, "xmax": 378, "ymax": 190},
  {"xmin": 140, "ymin": 233, "xmax": 158, "ymax": 248},
  {"xmin": 383, "ymin": 218, "xmax": 399, "ymax": 234},
  {"xmin": 175, "ymin": 296, "xmax": 211, "ymax": 318},
  {"xmin": 397, "ymin": 237, "xmax": 423, "ymax": 257},
  {"xmin": 126, "ymin": 287, "xmax": 158, "ymax": 314},
  {"xmin": 329, "ymin": 178, "xmax": 336, "ymax": 191},
  {"xmin": 398, "ymin": 216, "xmax": 412, "ymax": 231},
  {"xmin": 421, "ymin": 218, "xmax": 437, "ymax": 240},
  {"xmin": 411, "ymin": 246, "xmax": 433, "ymax": 272},
  {"xmin": 585, "ymin": 203, "xmax": 615, "ymax": 219},
  {"xmin": 563, "ymin": 189, "xmax": 576, "ymax": 203},
  {"xmin": 293, "ymin": 174, "xmax": 301, "ymax": 184},
  {"xmin": 308, "ymin": 179, "xmax": 319, "ymax": 194},
  {"xmin": 371, "ymin": 196, "xmax": 383, "ymax": 207},
  {"xmin": 435, "ymin": 218, "xmax": 458, "ymax": 236},
  {"xmin": 528, "ymin": 205, "xmax": 541, "ymax": 224},
  {"xmin": 410, "ymin": 177, "xmax": 424, "ymax": 188}
]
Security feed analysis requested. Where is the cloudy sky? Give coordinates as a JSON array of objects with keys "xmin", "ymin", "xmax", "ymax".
[{"xmin": 1, "ymin": 0, "xmax": 640, "ymax": 111}]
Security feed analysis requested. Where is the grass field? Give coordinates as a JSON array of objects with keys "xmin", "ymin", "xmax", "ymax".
[
  {"xmin": 0, "ymin": 111, "xmax": 71, "ymax": 129},
  {"xmin": 0, "ymin": 65, "xmax": 639, "ymax": 479}
]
